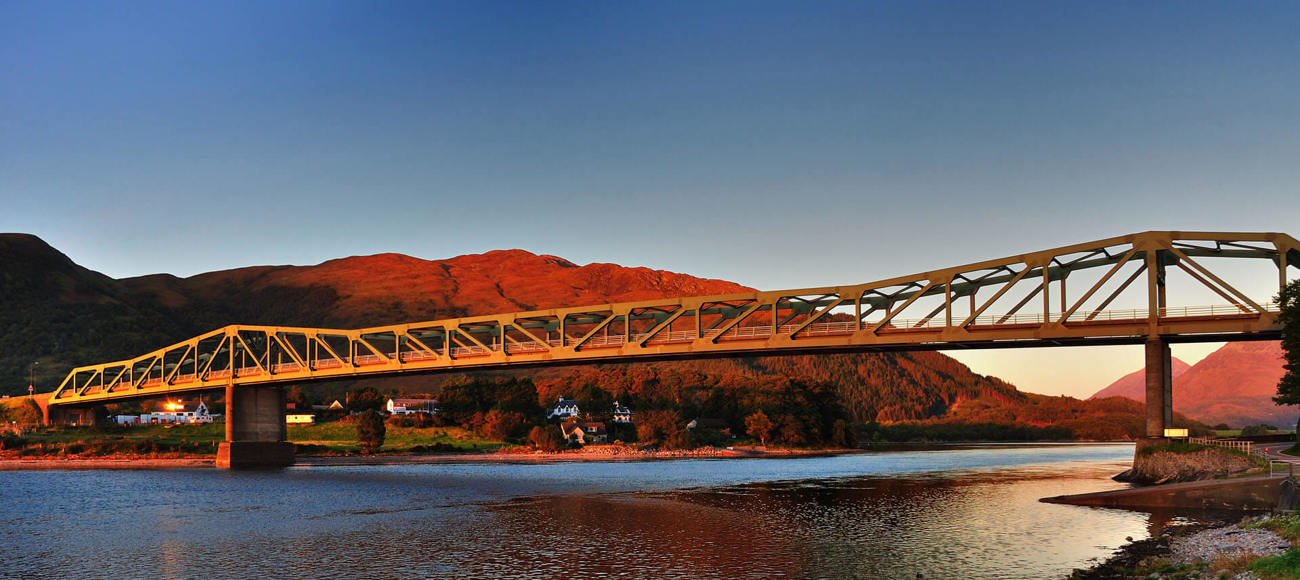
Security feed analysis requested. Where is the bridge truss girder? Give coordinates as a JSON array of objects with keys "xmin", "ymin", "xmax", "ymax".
[{"xmin": 50, "ymin": 231, "xmax": 1300, "ymax": 406}]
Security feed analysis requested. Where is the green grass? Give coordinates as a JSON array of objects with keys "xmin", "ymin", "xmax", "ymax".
[
  {"xmin": 288, "ymin": 422, "xmax": 500, "ymax": 454},
  {"xmin": 1248, "ymin": 550, "xmax": 1300, "ymax": 579},
  {"xmin": 4, "ymin": 421, "xmax": 504, "ymax": 457},
  {"xmin": 1247, "ymin": 514, "xmax": 1300, "ymax": 542}
]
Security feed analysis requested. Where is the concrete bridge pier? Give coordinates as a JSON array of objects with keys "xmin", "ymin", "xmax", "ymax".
[
  {"xmin": 1140, "ymin": 335, "xmax": 1174, "ymax": 451},
  {"xmin": 216, "ymin": 383, "xmax": 294, "ymax": 469},
  {"xmin": 41, "ymin": 403, "xmax": 95, "ymax": 427}
]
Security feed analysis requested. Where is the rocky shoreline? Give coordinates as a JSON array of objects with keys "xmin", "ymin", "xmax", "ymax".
[{"xmin": 1072, "ymin": 515, "xmax": 1295, "ymax": 579}]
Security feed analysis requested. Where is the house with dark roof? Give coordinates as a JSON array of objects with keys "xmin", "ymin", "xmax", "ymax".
[
  {"xmin": 612, "ymin": 401, "xmax": 634, "ymax": 424},
  {"xmin": 559, "ymin": 421, "xmax": 607, "ymax": 444},
  {"xmin": 547, "ymin": 397, "xmax": 580, "ymax": 420}
]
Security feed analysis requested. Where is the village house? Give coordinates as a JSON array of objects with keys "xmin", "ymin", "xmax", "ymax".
[
  {"xmin": 559, "ymin": 421, "xmax": 607, "ymax": 444},
  {"xmin": 612, "ymin": 400, "xmax": 634, "ymax": 423},
  {"xmin": 311, "ymin": 400, "xmax": 346, "ymax": 412},
  {"xmin": 113, "ymin": 401, "xmax": 216, "ymax": 426},
  {"xmin": 547, "ymin": 397, "xmax": 580, "ymax": 420},
  {"xmin": 386, "ymin": 398, "xmax": 438, "ymax": 415},
  {"xmin": 286, "ymin": 414, "xmax": 315, "ymax": 424}
]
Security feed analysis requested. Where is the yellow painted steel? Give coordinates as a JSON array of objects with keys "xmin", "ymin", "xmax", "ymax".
[{"xmin": 49, "ymin": 231, "xmax": 1300, "ymax": 406}]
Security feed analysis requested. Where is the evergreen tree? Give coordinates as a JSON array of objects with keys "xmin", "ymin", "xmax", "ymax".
[{"xmin": 1272, "ymin": 279, "xmax": 1300, "ymax": 433}]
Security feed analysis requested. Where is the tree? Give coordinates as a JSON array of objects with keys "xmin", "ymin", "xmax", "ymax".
[
  {"xmin": 1272, "ymin": 278, "xmax": 1300, "ymax": 434},
  {"xmin": 744, "ymin": 410, "xmax": 774, "ymax": 446},
  {"xmin": 286, "ymin": 386, "xmax": 313, "ymax": 412},
  {"xmin": 480, "ymin": 410, "xmax": 524, "ymax": 441},
  {"xmin": 356, "ymin": 410, "xmax": 386, "ymax": 453},
  {"xmin": 348, "ymin": 386, "xmax": 384, "ymax": 413},
  {"xmin": 831, "ymin": 419, "xmax": 856, "ymax": 449},
  {"xmin": 635, "ymin": 410, "xmax": 681, "ymax": 446},
  {"xmin": 528, "ymin": 425, "xmax": 564, "ymax": 452}
]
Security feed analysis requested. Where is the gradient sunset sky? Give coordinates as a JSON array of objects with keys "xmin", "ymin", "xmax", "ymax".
[{"xmin": 3, "ymin": 1, "xmax": 1298, "ymax": 397}]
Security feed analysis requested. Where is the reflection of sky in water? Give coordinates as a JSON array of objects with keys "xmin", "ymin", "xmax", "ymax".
[{"xmin": 1, "ymin": 443, "xmax": 1188, "ymax": 578}]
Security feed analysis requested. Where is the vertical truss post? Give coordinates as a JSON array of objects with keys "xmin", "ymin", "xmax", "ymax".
[
  {"xmin": 1042, "ymin": 265, "xmax": 1051, "ymax": 322},
  {"xmin": 944, "ymin": 279, "xmax": 953, "ymax": 327},
  {"xmin": 1145, "ymin": 246, "xmax": 1161, "ymax": 330}
]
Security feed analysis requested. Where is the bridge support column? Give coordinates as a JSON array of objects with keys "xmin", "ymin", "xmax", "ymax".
[
  {"xmin": 41, "ymin": 404, "xmax": 95, "ymax": 427},
  {"xmin": 1144, "ymin": 336, "xmax": 1173, "ymax": 439},
  {"xmin": 217, "ymin": 384, "xmax": 294, "ymax": 469}
]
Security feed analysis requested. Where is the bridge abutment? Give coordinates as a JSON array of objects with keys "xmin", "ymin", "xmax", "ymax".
[
  {"xmin": 1144, "ymin": 336, "xmax": 1173, "ymax": 438},
  {"xmin": 217, "ymin": 384, "xmax": 294, "ymax": 469}
]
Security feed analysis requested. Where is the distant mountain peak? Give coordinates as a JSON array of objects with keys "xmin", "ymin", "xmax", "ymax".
[{"xmin": 1087, "ymin": 341, "xmax": 1293, "ymax": 427}]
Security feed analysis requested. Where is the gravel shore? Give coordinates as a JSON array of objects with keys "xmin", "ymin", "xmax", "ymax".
[
  {"xmin": 1073, "ymin": 515, "xmax": 1293, "ymax": 579},
  {"xmin": 1170, "ymin": 525, "xmax": 1290, "ymax": 566}
]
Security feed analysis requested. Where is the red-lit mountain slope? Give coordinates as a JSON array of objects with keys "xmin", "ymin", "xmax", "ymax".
[
  {"xmin": 125, "ymin": 249, "xmax": 749, "ymax": 328},
  {"xmin": 1089, "ymin": 358, "xmax": 1192, "ymax": 401},
  {"xmin": 1088, "ymin": 341, "xmax": 1294, "ymax": 428}
]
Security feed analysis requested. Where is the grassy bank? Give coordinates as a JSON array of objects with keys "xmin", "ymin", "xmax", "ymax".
[{"xmin": 0, "ymin": 421, "xmax": 501, "ymax": 458}]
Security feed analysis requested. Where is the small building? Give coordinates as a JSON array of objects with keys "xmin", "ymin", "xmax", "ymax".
[
  {"xmin": 311, "ymin": 400, "xmax": 346, "ymax": 412},
  {"xmin": 548, "ymin": 397, "xmax": 580, "ymax": 420},
  {"xmin": 559, "ymin": 421, "xmax": 607, "ymax": 444},
  {"xmin": 286, "ymin": 414, "xmax": 315, "ymax": 424},
  {"xmin": 686, "ymin": 417, "xmax": 730, "ymax": 432},
  {"xmin": 612, "ymin": 401, "xmax": 634, "ymax": 424},
  {"xmin": 386, "ymin": 398, "xmax": 438, "ymax": 415}
]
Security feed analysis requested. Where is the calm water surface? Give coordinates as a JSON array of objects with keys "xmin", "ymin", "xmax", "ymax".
[{"xmin": 0, "ymin": 443, "xmax": 1209, "ymax": 578}]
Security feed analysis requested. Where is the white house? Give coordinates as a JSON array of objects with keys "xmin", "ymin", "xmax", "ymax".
[
  {"xmin": 386, "ymin": 398, "xmax": 438, "ymax": 415},
  {"xmin": 612, "ymin": 401, "xmax": 634, "ymax": 424},
  {"xmin": 547, "ymin": 397, "xmax": 580, "ymax": 420},
  {"xmin": 286, "ymin": 414, "xmax": 315, "ymax": 424}
]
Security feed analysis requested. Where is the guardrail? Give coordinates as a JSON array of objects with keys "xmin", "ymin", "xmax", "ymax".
[{"xmin": 1189, "ymin": 436, "xmax": 1300, "ymax": 477}]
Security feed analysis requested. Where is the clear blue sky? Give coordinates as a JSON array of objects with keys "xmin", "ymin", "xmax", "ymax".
[{"xmin": 3, "ymin": 1, "xmax": 1298, "ymax": 397}]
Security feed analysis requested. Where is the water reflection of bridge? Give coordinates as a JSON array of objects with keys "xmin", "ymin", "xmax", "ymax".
[{"xmin": 47, "ymin": 231, "xmax": 1300, "ymax": 467}]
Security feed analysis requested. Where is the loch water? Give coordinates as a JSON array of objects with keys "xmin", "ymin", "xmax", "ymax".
[{"xmin": 0, "ymin": 443, "xmax": 1220, "ymax": 579}]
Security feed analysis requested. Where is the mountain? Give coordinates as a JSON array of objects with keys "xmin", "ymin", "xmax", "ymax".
[
  {"xmin": 123, "ymin": 249, "xmax": 750, "ymax": 329},
  {"xmin": 0, "ymin": 234, "xmax": 181, "ymax": 394},
  {"xmin": 1087, "ymin": 341, "xmax": 1294, "ymax": 428},
  {"xmin": 3, "ymin": 233, "xmax": 1163, "ymax": 438},
  {"xmin": 1176, "ymin": 342, "xmax": 1293, "ymax": 428},
  {"xmin": 1089, "ymin": 358, "xmax": 1193, "ymax": 401}
]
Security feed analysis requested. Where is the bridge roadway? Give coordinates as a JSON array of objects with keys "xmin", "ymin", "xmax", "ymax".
[{"xmin": 44, "ymin": 230, "xmax": 1300, "ymax": 468}]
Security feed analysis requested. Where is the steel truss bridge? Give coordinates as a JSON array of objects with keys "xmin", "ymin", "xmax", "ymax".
[{"xmin": 51, "ymin": 231, "xmax": 1300, "ymax": 407}]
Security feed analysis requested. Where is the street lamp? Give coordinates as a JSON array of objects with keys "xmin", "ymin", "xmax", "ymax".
[{"xmin": 28, "ymin": 361, "xmax": 37, "ymax": 398}]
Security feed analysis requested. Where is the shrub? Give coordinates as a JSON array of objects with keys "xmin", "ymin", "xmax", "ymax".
[{"xmin": 1241, "ymin": 425, "xmax": 1272, "ymax": 437}]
